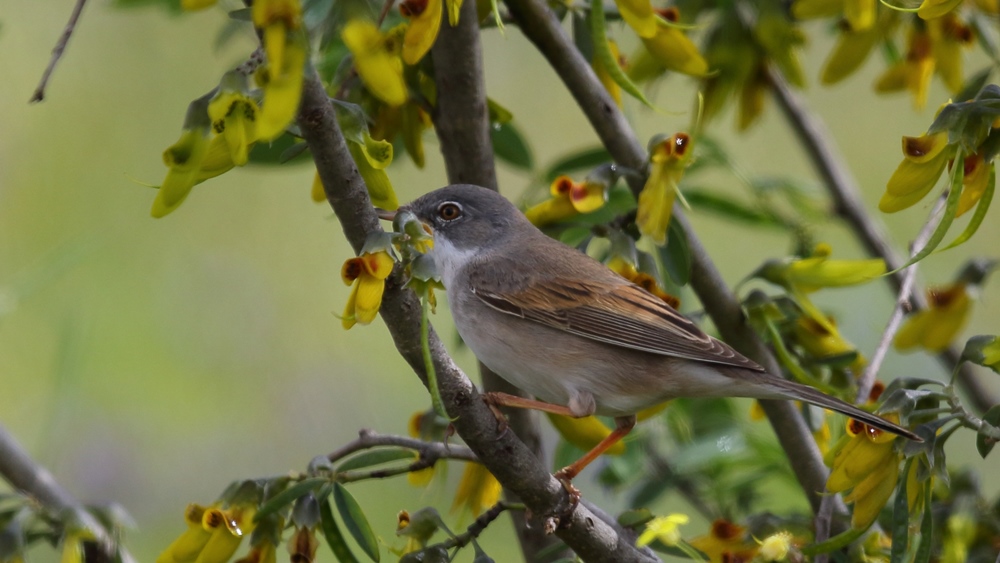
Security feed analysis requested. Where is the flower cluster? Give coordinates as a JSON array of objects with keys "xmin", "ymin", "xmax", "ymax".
[{"xmin": 157, "ymin": 504, "xmax": 259, "ymax": 563}]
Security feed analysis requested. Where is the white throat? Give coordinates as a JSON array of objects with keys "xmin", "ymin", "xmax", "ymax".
[{"xmin": 430, "ymin": 235, "xmax": 478, "ymax": 289}]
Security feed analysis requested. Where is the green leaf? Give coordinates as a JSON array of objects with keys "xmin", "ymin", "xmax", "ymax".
[
  {"xmin": 589, "ymin": 0, "xmax": 657, "ymax": 110},
  {"xmin": 684, "ymin": 188, "xmax": 789, "ymax": 229},
  {"xmin": 976, "ymin": 405, "xmax": 1000, "ymax": 458},
  {"xmin": 491, "ymin": 121, "xmax": 533, "ymax": 170},
  {"xmin": 320, "ymin": 495, "xmax": 360, "ymax": 563},
  {"xmin": 616, "ymin": 508, "xmax": 654, "ymax": 529},
  {"xmin": 336, "ymin": 448, "xmax": 416, "ymax": 472},
  {"xmin": 543, "ymin": 146, "xmax": 612, "ymax": 184},
  {"xmin": 248, "ymin": 133, "xmax": 310, "ymax": 166},
  {"xmin": 889, "ymin": 459, "xmax": 913, "ymax": 563},
  {"xmin": 658, "ymin": 219, "xmax": 691, "ymax": 286},
  {"xmin": 256, "ymin": 477, "xmax": 327, "ymax": 521},
  {"xmin": 939, "ymin": 165, "xmax": 994, "ymax": 251},
  {"xmin": 333, "ymin": 483, "xmax": 380, "ymax": 562},
  {"xmin": 913, "ymin": 480, "xmax": 934, "ymax": 563}
]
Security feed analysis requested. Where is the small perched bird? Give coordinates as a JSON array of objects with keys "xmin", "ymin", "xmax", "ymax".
[{"xmin": 392, "ymin": 185, "xmax": 919, "ymax": 489}]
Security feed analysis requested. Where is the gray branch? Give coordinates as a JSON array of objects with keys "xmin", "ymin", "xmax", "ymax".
[
  {"xmin": 502, "ymin": 0, "xmax": 847, "ymax": 523},
  {"xmin": 298, "ymin": 69, "xmax": 656, "ymax": 563},
  {"xmin": 771, "ymin": 73, "xmax": 998, "ymax": 413}
]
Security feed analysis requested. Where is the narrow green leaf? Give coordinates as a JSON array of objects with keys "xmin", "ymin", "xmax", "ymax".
[
  {"xmin": 800, "ymin": 527, "xmax": 866, "ymax": 556},
  {"xmin": 658, "ymin": 219, "xmax": 691, "ymax": 286},
  {"xmin": 421, "ymin": 288, "xmax": 449, "ymax": 420},
  {"xmin": 589, "ymin": 0, "xmax": 657, "ymax": 110},
  {"xmin": 248, "ymin": 133, "xmax": 310, "ymax": 166},
  {"xmin": 684, "ymin": 189, "xmax": 788, "ymax": 229},
  {"xmin": 333, "ymin": 483, "xmax": 380, "ymax": 562},
  {"xmin": 912, "ymin": 480, "xmax": 934, "ymax": 563},
  {"xmin": 543, "ymin": 147, "xmax": 612, "ymax": 183},
  {"xmin": 889, "ymin": 459, "xmax": 913, "ymax": 562},
  {"xmin": 616, "ymin": 508, "xmax": 654, "ymax": 529},
  {"xmin": 976, "ymin": 405, "xmax": 1000, "ymax": 458},
  {"xmin": 256, "ymin": 477, "xmax": 327, "ymax": 521},
  {"xmin": 490, "ymin": 121, "xmax": 534, "ymax": 170},
  {"xmin": 320, "ymin": 495, "xmax": 360, "ymax": 563},
  {"xmin": 940, "ymin": 166, "xmax": 994, "ymax": 251},
  {"xmin": 336, "ymin": 448, "xmax": 416, "ymax": 472}
]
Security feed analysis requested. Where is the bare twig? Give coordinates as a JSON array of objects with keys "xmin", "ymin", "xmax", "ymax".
[
  {"xmin": 770, "ymin": 72, "xmax": 998, "ymax": 414},
  {"xmin": 856, "ymin": 195, "xmax": 947, "ymax": 403},
  {"xmin": 327, "ymin": 429, "xmax": 478, "ymax": 464},
  {"xmin": 298, "ymin": 68, "xmax": 656, "ymax": 563},
  {"xmin": 503, "ymin": 0, "xmax": 847, "ymax": 523},
  {"xmin": 30, "ymin": 0, "xmax": 88, "ymax": 103}
]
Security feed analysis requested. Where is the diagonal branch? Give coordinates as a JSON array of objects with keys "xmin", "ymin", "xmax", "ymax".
[
  {"xmin": 298, "ymin": 69, "xmax": 656, "ymax": 563},
  {"xmin": 502, "ymin": 0, "xmax": 846, "ymax": 522},
  {"xmin": 30, "ymin": 0, "xmax": 88, "ymax": 103},
  {"xmin": 430, "ymin": 4, "xmax": 561, "ymax": 560},
  {"xmin": 770, "ymin": 73, "xmax": 998, "ymax": 414}
]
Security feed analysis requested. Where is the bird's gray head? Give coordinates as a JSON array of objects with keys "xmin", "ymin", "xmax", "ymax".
[{"xmin": 401, "ymin": 184, "xmax": 530, "ymax": 251}]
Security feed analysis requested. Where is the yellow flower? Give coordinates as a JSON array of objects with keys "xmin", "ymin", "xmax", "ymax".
[
  {"xmin": 207, "ymin": 91, "xmax": 259, "ymax": 166},
  {"xmin": 606, "ymin": 256, "xmax": 680, "ymax": 308},
  {"xmin": 286, "ymin": 526, "xmax": 318, "ymax": 563},
  {"xmin": 757, "ymin": 531, "xmax": 794, "ymax": 561},
  {"xmin": 196, "ymin": 134, "xmax": 237, "ymax": 183},
  {"xmin": 254, "ymin": 34, "xmax": 306, "ymax": 141},
  {"xmin": 157, "ymin": 504, "xmax": 257, "ymax": 563},
  {"xmin": 640, "ymin": 9, "xmax": 709, "ymax": 77},
  {"xmin": 60, "ymin": 530, "xmax": 94, "ymax": 563},
  {"xmin": 637, "ymin": 132, "xmax": 691, "ymax": 244},
  {"xmin": 918, "ymin": 0, "xmax": 963, "ymax": 20},
  {"xmin": 406, "ymin": 411, "xmax": 437, "ymax": 486},
  {"xmin": 941, "ymin": 513, "xmax": 977, "ymax": 563},
  {"xmin": 894, "ymin": 283, "xmax": 971, "ymax": 353},
  {"xmin": 826, "ymin": 416, "xmax": 903, "ymax": 529},
  {"xmin": 451, "ymin": 463, "xmax": 502, "ymax": 516},
  {"xmin": 524, "ymin": 175, "xmax": 607, "ymax": 227},
  {"xmin": 341, "ymin": 251, "xmax": 395, "ymax": 329},
  {"xmin": 615, "ymin": 0, "xmax": 658, "ymax": 38},
  {"xmin": 343, "ymin": 21, "xmax": 408, "ymax": 107},
  {"xmin": 689, "ymin": 519, "xmax": 757, "ymax": 562},
  {"xmin": 251, "ymin": 0, "xmax": 302, "ymax": 75},
  {"xmin": 594, "ymin": 39, "xmax": 624, "ymax": 108},
  {"xmin": 636, "ymin": 513, "xmax": 689, "ymax": 548},
  {"xmin": 346, "ymin": 137, "xmax": 399, "ymax": 210},
  {"xmin": 791, "ymin": 0, "xmax": 875, "ymax": 31},
  {"xmin": 957, "ymin": 152, "xmax": 991, "ymax": 217},
  {"xmin": 791, "ymin": 315, "xmax": 866, "ymax": 373},
  {"xmin": 881, "ymin": 131, "xmax": 953, "ymax": 213},
  {"xmin": 311, "ymin": 170, "xmax": 325, "ymax": 203},
  {"xmin": 546, "ymin": 413, "xmax": 627, "ymax": 455},
  {"xmin": 400, "ymin": 0, "xmax": 443, "ymax": 65},
  {"xmin": 821, "ymin": 17, "xmax": 885, "ymax": 85},
  {"xmin": 875, "ymin": 26, "xmax": 934, "ymax": 109},
  {"xmin": 929, "ymin": 14, "xmax": 973, "ymax": 94},
  {"xmin": 152, "ymin": 127, "xmax": 211, "ymax": 218}
]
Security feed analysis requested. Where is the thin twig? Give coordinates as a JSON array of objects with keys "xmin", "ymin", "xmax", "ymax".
[
  {"xmin": 770, "ymin": 70, "xmax": 998, "ymax": 414},
  {"xmin": 856, "ymin": 195, "xmax": 947, "ymax": 403},
  {"xmin": 327, "ymin": 429, "xmax": 478, "ymax": 464},
  {"xmin": 30, "ymin": 0, "xmax": 88, "ymax": 103}
]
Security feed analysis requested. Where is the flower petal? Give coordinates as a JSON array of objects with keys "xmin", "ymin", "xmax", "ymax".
[{"xmin": 402, "ymin": 0, "xmax": 444, "ymax": 65}]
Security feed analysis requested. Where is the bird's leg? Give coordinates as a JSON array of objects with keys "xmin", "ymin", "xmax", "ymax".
[
  {"xmin": 481, "ymin": 391, "xmax": 578, "ymax": 437},
  {"xmin": 553, "ymin": 415, "xmax": 637, "ymax": 505}
]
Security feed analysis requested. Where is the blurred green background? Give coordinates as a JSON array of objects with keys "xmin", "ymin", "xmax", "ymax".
[{"xmin": 2, "ymin": 1, "xmax": 998, "ymax": 561}]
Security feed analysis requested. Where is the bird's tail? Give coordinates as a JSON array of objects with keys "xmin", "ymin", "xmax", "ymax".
[{"xmin": 751, "ymin": 373, "xmax": 922, "ymax": 442}]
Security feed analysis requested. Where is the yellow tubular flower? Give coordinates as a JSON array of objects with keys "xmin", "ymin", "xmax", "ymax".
[
  {"xmin": 188, "ymin": 506, "xmax": 256, "ymax": 563},
  {"xmin": 255, "ymin": 35, "xmax": 306, "ymax": 141},
  {"xmin": 287, "ymin": 526, "xmax": 318, "ymax": 563},
  {"xmin": 406, "ymin": 411, "xmax": 436, "ymax": 486},
  {"xmin": 343, "ymin": 22, "xmax": 408, "ymax": 107},
  {"xmin": 875, "ymin": 26, "xmax": 934, "ymax": 109},
  {"xmin": 152, "ymin": 127, "xmax": 211, "ymax": 218},
  {"xmin": 636, "ymin": 514, "xmax": 689, "ymax": 547},
  {"xmin": 738, "ymin": 65, "xmax": 769, "ymax": 130},
  {"xmin": 196, "ymin": 135, "xmax": 237, "ymax": 183},
  {"xmin": 957, "ymin": 154, "xmax": 990, "ymax": 216},
  {"xmin": 60, "ymin": 531, "xmax": 94, "ymax": 563},
  {"xmin": 341, "ymin": 251, "xmax": 396, "ymax": 329},
  {"xmin": 251, "ymin": 0, "xmax": 302, "ymax": 73},
  {"xmin": 524, "ymin": 176, "xmax": 607, "ymax": 227},
  {"xmin": 894, "ymin": 283, "xmax": 971, "ymax": 352},
  {"xmin": 844, "ymin": 0, "xmax": 875, "ymax": 31},
  {"xmin": 158, "ymin": 505, "xmax": 213, "ymax": 563},
  {"xmin": 689, "ymin": 519, "xmax": 757, "ymax": 563},
  {"xmin": 615, "ymin": 0, "xmax": 658, "ymax": 38},
  {"xmin": 546, "ymin": 413, "xmax": 627, "ymax": 455},
  {"xmin": 637, "ymin": 133, "xmax": 691, "ymax": 244},
  {"xmin": 400, "ymin": 0, "xmax": 443, "ymax": 65},
  {"xmin": 594, "ymin": 39, "xmax": 624, "ymax": 107},
  {"xmin": 918, "ymin": 0, "xmax": 963, "ymax": 20},
  {"xmin": 347, "ymin": 143, "xmax": 399, "ymax": 210},
  {"xmin": 207, "ymin": 91, "xmax": 260, "ymax": 166},
  {"xmin": 452, "ymin": 463, "xmax": 502, "ymax": 516},
  {"xmin": 641, "ymin": 9, "xmax": 709, "ymax": 77},
  {"xmin": 930, "ymin": 14, "xmax": 973, "ymax": 94},
  {"xmin": 881, "ymin": 131, "xmax": 952, "ymax": 213},
  {"xmin": 827, "ymin": 417, "xmax": 903, "ymax": 530},
  {"xmin": 821, "ymin": 19, "xmax": 881, "ymax": 85}
]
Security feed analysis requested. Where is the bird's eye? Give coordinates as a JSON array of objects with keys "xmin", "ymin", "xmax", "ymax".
[{"xmin": 437, "ymin": 202, "xmax": 462, "ymax": 221}]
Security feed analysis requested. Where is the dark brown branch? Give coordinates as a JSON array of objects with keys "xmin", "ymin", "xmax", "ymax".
[
  {"xmin": 429, "ymin": 4, "xmax": 560, "ymax": 561},
  {"xmin": 770, "ymin": 73, "xmax": 998, "ymax": 414},
  {"xmin": 29, "ymin": 0, "xmax": 88, "ymax": 103},
  {"xmin": 502, "ymin": 0, "xmax": 846, "ymax": 522},
  {"xmin": 298, "ymin": 69, "xmax": 656, "ymax": 563}
]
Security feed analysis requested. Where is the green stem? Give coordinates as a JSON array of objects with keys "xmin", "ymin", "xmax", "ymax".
[{"xmin": 421, "ymin": 289, "xmax": 450, "ymax": 420}]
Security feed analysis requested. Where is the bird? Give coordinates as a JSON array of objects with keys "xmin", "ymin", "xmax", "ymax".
[{"xmin": 389, "ymin": 184, "xmax": 920, "ymax": 491}]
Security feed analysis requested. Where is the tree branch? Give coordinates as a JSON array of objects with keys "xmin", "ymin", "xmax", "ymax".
[
  {"xmin": 298, "ymin": 68, "xmax": 656, "ymax": 563},
  {"xmin": 429, "ymin": 4, "xmax": 561, "ymax": 560},
  {"xmin": 326, "ymin": 429, "xmax": 479, "ymax": 464},
  {"xmin": 30, "ymin": 0, "xmax": 88, "ymax": 103},
  {"xmin": 770, "ymin": 73, "xmax": 998, "ymax": 413},
  {"xmin": 502, "ymin": 0, "xmax": 846, "ymax": 522}
]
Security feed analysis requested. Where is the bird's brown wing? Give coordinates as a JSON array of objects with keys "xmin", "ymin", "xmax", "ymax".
[{"xmin": 471, "ymin": 275, "xmax": 764, "ymax": 371}]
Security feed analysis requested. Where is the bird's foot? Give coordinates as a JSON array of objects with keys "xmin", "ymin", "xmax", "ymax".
[
  {"xmin": 549, "ymin": 466, "xmax": 581, "ymax": 530},
  {"xmin": 481, "ymin": 392, "xmax": 511, "ymax": 438}
]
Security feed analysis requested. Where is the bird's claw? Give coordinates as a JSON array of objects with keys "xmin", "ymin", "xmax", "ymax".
[
  {"xmin": 550, "ymin": 467, "xmax": 580, "ymax": 530},
  {"xmin": 481, "ymin": 392, "xmax": 511, "ymax": 438}
]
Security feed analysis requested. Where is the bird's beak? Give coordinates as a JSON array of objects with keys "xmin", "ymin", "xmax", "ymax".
[{"xmin": 375, "ymin": 208, "xmax": 396, "ymax": 221}]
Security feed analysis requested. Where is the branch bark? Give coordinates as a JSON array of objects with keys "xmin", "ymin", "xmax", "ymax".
[
  {"xmin": 430, "ymin": 4, "xmax": 561, "ymax": 561},
  {"xmin": 770, "ymin": 74, "xmax": 998, "ymax": 413},
  {"xmin": 502, "ymin": 0, "xmax": 847, "ymax": 522},
  {"xmin": 298, "ymin": 69, "xmax": 656, "ymax": 563}
]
